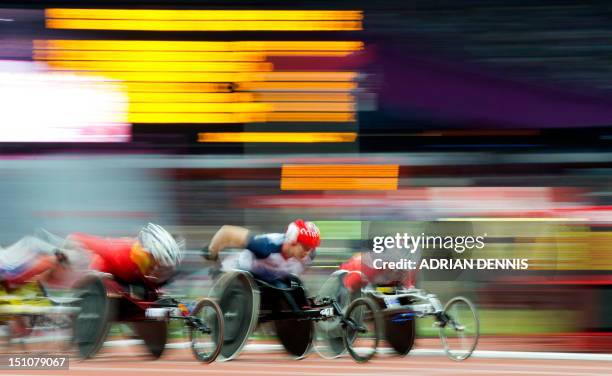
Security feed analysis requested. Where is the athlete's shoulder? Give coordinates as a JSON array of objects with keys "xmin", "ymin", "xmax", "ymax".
[
  {"xmin": 246, "ymin": 233, "xmax": 284, "ymax": 258},
  {"xmin": 252, "ymin": 233, "xmax": 284, "ymax": 244}
]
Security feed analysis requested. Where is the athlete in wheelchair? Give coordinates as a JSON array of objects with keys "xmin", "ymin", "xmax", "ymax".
[
  {"xmin": 0, "ymin": 232, "xmax": 78, "ymax": 353},
  {"xmin": 204, "ymin": 220, "xmax": 378, "ymax": 361},
  {"xmin": 322, "ymin": 250, "xmax": 480, "ymax": 362},
  {"xmin": 71, "ymin": 224, "xmax": 223, "ymax": 363}
]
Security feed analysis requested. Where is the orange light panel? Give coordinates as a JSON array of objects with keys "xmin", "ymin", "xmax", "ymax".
[
  {"xmin": 34, "ymin": 50, "xmax": 267, "ymax": 62},
  {"xmin": 282, "ymin": 164, "xmax": 399, "ymax": 178},
  {"xmin": 265, "ymin": 112, "xmax": 355, "ymax": 122},
  {"xmin": 129, "ymin": 92, "xmax": 254, "ymax": 102},
  {"xmin": 198, "ymin": 132, "xmax": 357, "ymax": 143},
  {"xmin": 270, "ymin": 102, "xmax": 354, "ymax": 112},
  {"xmin": 45, "ymin": 60, "xmax": 273, "ymax": 72},
  {"xmin": 35, "ymin": 36, "xmax": 362, "ymax": 124},
  {"xmin": 47, "ymin": 19, "xmax": 362, "ymax": 31},
  {"xmin": 46, "ymin": 9, "xmax": 363, "ymax": 21},
  {"xmin": 129, "ymin": 113, "xmax": 266, "ymax": 123},
  {"xmin": 35, "ymin": 40, "xmax": 363, "ymax": 52},
  {"xmin": 129, "ymin": 102, "xmax": 271, "ymax": 113},
  {"xmin": 123, "ymin": 82, "xmax": 233, "ymax": 93},
  {"xmin": 254, "ymin": 93, "xmax": 353, "ymax": 102},
  {"xmin": 237, "ymin": 81, "xmax": 357, "ymax": 92},
  {"xmin": 281, "ymin": 178, "xmax": 398, "ymax": 191},
  {"xmin": 281, "ymin": 165, "xmax": 399, "ymax": 191}
]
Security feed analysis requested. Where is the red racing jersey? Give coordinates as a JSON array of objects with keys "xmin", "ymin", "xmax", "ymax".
[
  {"xmin": 70, "ymin": 233, "xmax": 146, "ymax": 284},
  {"xmin": 341, "ymin": 254, "xmax": 415, "ymax": 291}
]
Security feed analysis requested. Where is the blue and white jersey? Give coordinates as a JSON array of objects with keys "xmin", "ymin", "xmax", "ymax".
[
  {"xmin": 0, "ymin": 235, "xmax": 54, "ymax": 280},
  {"xmin": 220, "ymin": 233, "xmax": 315, "ymax": 282}
]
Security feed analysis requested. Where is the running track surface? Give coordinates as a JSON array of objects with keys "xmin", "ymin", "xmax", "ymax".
[{"xmin": 2, "ymin": 348, "xmax": 611, "ymax": 376}]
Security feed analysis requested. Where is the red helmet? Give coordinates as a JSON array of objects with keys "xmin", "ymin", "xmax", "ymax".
[{"xmin": 285, "ymin": 219, "xmax": 321, "ymax": 249}]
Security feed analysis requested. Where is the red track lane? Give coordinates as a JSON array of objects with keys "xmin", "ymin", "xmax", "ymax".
[{"xmin": 3, "ymin": 348, "xmax": 611, "ymax": 376}]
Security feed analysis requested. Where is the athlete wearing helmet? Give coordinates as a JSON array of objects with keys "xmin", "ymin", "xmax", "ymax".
[
  {"xmin": 204, "ymin": 219, "xmax": 320, "ymax": 282},
  {"xmin": 0, "ymin": 234, "xmax": 71, "ymax": 289},
  {"xmin": 68, "ymin": 223, "xmax": 184, "ymax": 285}
]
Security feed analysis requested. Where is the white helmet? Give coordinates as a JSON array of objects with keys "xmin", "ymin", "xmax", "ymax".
[{"xmin": 138, "ymin": 223, "xmax": 184, "ymax": 269}]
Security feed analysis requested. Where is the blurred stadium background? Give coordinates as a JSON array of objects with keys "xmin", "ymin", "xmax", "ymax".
[{"xmin": 1, "ymin": 0, "xmax": 611, "ymax": 353}]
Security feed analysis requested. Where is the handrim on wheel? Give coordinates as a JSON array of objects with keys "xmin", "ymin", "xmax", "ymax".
[
  {"xmin": 313, "ymin": 270, "xmax": 353, "ymax": 359},
  {"xmin": 343, "ymin": 297, "xmax": 382, "ymax": 363},
  {"xmin": 74, "ymin": 276, "xmax": 117, "ymax": 359},
  {"xmin": 189, "ymin": 298, "xmax": 224, "ymax": 363},
  {"xmin": 210, "ymin": 271, "xmax": 259, "ymax": 361},
  {"xmin": 438, "ymin": 296, "xmax": 479, "ymax": 361}
]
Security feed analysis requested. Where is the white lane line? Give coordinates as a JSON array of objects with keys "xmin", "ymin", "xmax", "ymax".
[
  {"xmin": 454, "ymin": 350, "xmax": 612, "ymax": 362},
  {"xmin": 66, "ymin": 365, "xmax": 609, "ymax": 376},
  {"xmin": 104, "ymin": 340, "xmax": 612, "ymax": 362},
  {"xmin": 139, "ymin": 358, "xmax": 612, "ymax": 372},
  {"xmin": 68, "ymin": 367, "xmax": 381, "ymax": 376},
  {"xmin": 104, "ymin": 340, "xmax": 144, "ymax": 347}
]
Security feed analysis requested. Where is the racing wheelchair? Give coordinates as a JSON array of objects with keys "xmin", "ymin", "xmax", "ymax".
[
  {"xmin": 209, "ymin": 269, "xmax": 382, "ymax": 362},
  {"xmin": 0, "ymin": 246, "xmax": 78, "ymax": 354},
  {"xmin": 317, "ymin": 270, "xmax": 480, "ymax": 362},
  {"xmin": 73, "ymin": 273, "xmax": 224, "ymax": 363},
  {"xmin": 0, "ymin": 280, "xmax": 79, "ymax": 354}
]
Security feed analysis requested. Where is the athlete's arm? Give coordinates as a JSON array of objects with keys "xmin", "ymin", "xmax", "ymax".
[{"xmin": 207, "ymin": 225, "xmax": 250, "ymax": 260}]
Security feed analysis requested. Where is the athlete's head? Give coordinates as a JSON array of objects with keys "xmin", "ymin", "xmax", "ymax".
[
  {"xmin": 133, "ymin": 223, "xmax": 184, "ymax": 280},
  {"xmin": 283, "ymin": 219, "xmax": 320, "ymax": 260}
]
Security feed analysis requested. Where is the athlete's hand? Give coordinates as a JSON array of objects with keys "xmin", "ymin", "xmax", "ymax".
[{"xmin": 201, "ymin": 246, "xmax": 218, "ymax": 261}]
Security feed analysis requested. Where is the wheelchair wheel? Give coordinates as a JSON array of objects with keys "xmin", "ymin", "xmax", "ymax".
[
  {"xmin": 343, "ymin": 297, "xmax": 382, "ymax": 363},
  {"xmin": 439, "ymin": 296, "xmax": 479, "ymax": 361},
  {"xmin": 313, "ymin": 271, "xmax": 355, "ymax": 359},
  {"xmin": 210, "ymin": 271, "xmax": 259, "ymax": 361},
  {"xmin": 16, "ymin": 313, "xmax": 75, "ymax": 354},
  {"xmin": 189, "ymin": 298, "xmax": 224, "ymax": 363},
  {"xmin": 74, "ymin": 276, "xmax": 117, "ymax": 359},
  {"xmin": 131, "ymin": 321, "xmax": 168, "ymax": 359},
  {"xmin": 384, "ymin": 310, "xmax": 416, "ymax": 356},
  {"xmin": 0, "ymin": 322, "xmax": 10, "ymax": 353},
  {"xmin": 274, "ymin": 298, "xmax": 313, "ymax": 359},
  {"xmin": 10, "ymin": 285, "xmax": 77, "ymax": 354}
]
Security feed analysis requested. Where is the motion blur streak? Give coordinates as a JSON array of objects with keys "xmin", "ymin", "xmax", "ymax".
[
  {"xmin": 129, "ymin": 102, "xmax": 272, "ymax": 113},
  {"xmin": 47, "ymin": 19, "xmax": 362, "ymax": 31},
  {"xmin": 237, "ymin": 82, "xmax": 357, "ymax": 91},
  {"xmin": 270, "ymin": 102, "xmax": 354, "ymax": 112},
  {"xmin": 122, "ymin": 82, "xmax": 233, "ymax": 93},
  {"xmin": 129, "ymin": 111, "xmax": 352, "ymax": 123},
  {"xmin": 254, "ymin": 93, "xmax": 354, "ymax": 102},
  {"xmin": 282, "ymin": 178, "xmax": 398, "ymax": 191},
  {"xmin": 281, "ymin": 164, "xmax": 399, "ymax": 190},
  {"xmin": 198, "ymin": 132, "xmax": 357, "ymax": 143},
  {"xmin": 34, "ymin": 50, "xmax": 268, "ymax": 62},
  {"xmin": 58, "ymin": 71, "xmax": 356, "ymax": 82},
  {"xmin": 0, "ymin": 62, "xmax": 129, "ymax": 142},
  {"xmin": 264, "ymin": 112, "xmax": 355, "ymax": 122},
  {"xmin": 35, "ymin": 38, "xmax": 361, "ymax": 123},
  {"xmin": 45, "ymin": 9, "xmax": 363, "ymax": 21},
  {"xmin": 439, "ymin": 218, "xmax": 588, "ymax": 222},
  {"xmin": 34, "ymin": 40, "xmax": 364, "ymax": 52},
  {"xmin": 37, "ymin": 50, "xmax": 357, "ymax": 60},
  {"xmin": 282, "ymin": 164, "xmax": 399, "ymax": 177},
  {"xmin": 45, "ymin": 9, "xmax": 363, "ymax": 31},
  {"xmin": 264, "ymin": 72, "xmax": 357, "ymax": 82},
  {"xmin": 68, "ymin": 71, "xmax": 260, "ymax": 82},
  {"xmin": 45, "ymin": 61, "xmax": 274, "ymax": 72},
  {"xmin": 128, "ymin": 93, "xmax": 255, "ymax": 103},
  {"xmin": 130, "ymin": 113, "xmax": 266, "ymax": 123}
]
